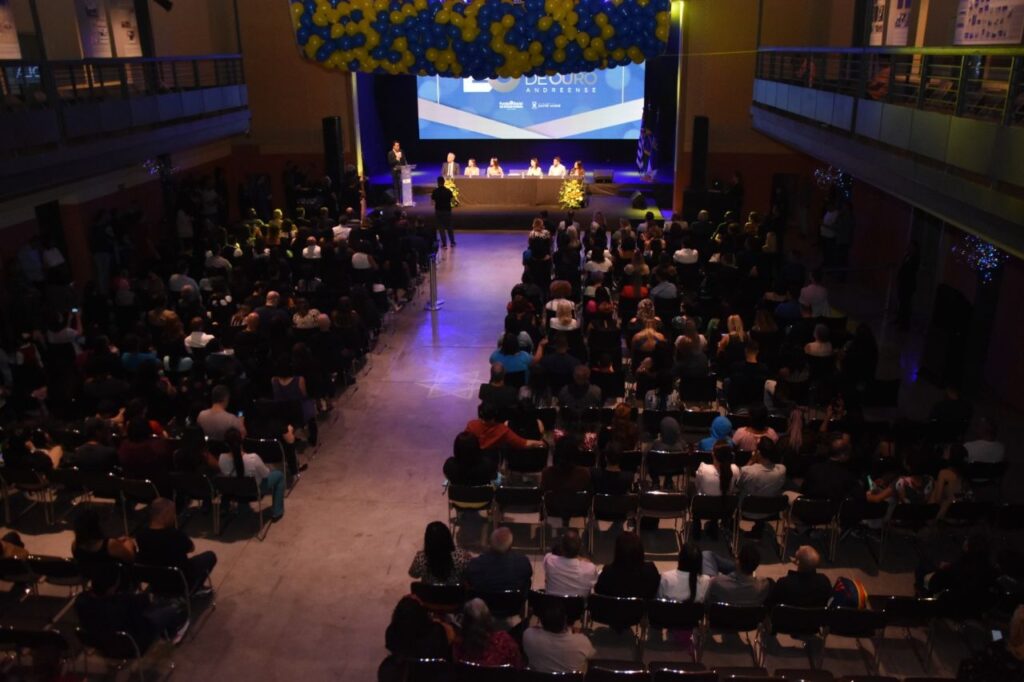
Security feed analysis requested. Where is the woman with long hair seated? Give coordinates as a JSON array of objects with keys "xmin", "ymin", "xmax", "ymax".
[
  {"xmin": 409, "ymin": 521, "xmax": 471, "ymax": 585},
  {"xmin": 453, "ymin": 598, "xmax": 523, "ymax": 668},
  {"xmin": 486, "ymin": 157, "xmax": 504, "ymax": 177},
  {"xmin": 595, "ymin": 531, "xmax": 660, "ymax": 599},
  {"xmin": 220, "ymin": 427, "xmax": 286, "ymax": 522}
]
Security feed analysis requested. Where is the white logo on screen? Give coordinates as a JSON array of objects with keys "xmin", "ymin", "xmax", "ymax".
[{"xmin": 463, "ymin": 78, "xmax": 491, "ymax": 93}]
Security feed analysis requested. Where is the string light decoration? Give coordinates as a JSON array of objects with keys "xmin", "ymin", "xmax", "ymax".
[
  {"xmin": 952, "ymin": 234, "xmax": 1006, "ymax": 284},
  {"xmin": 813, "ymin": 165, "xmax": 852, "ymax": 201}
]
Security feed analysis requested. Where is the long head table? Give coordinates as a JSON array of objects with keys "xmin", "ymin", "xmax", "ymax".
[{"xmin": 447, "ymin": 176, "xmax": 576, "ymax": 206}]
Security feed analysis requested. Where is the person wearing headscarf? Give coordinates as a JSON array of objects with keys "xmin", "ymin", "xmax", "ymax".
[{"xmin": 698, "ymin": 415, "xmax": 734, "ymax": 452}]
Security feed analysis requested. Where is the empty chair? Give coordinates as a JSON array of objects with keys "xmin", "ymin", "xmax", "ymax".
[
  {"xmin": 587, "ymin": 594, "xmax": 646, "ymax": 652},
  {"xmin": 591, "ymin": 493, "xmax": 638, "ymax": 551},
  {"xmin": 0, "ymin": 468, "xmax": 53, "ymax": 525},
  {"xmin": 834, "ymin": 499, "xmax": 888, "ymax": 563},
  {"xmin": 784, "ymin": 499, "xmax": 838, "ymax": 559},
  {"xmin": 646, "ymin": 598, "xmax": 704, "ymax": 634},
  {"xmin": 117, "ymin": 478, "xmax": 161, "ymax": 535},
  {"xmin": 405, "ymin": 657, "xmax": 450, "ymax": 682},
  {"xmin": 823, "ymin": 608, "xmax": 886, "ymax": 673},
  {"xmin": 702, "ymin": 603, "xmax": 767, "ymax": 664},
  {"xmin": 529, "ymin": 589, "xmax": 587, "ymax": 625},
  {"xmin": 506, "ymin": 448, "xmax": 549, "ymax": 477},
  {"xmin": 494, "ymin": 486, "xmax": 544, "ymax": 551},
  {"xmin": 638, "ymin": 491, "xmax": 688, "ymax": 555},
  {"xmin": 687, "ymin": 495, "xmax": 738, "ymax": 544},
  {"xmin": 447, "ymin": 484, "xmax": 494, "ymax": 545},
  {"xmin": 645, "ymin": 450, "xmax": 689, "ymax": 491},
  {"xmin": 520, "ymin": 670, "xmax": 586, "ymax": 681},
  {"xmin": 734, "ymin": 495, "xmax": 789, "ymax": 557},
  {"xmin": 543, "ymin": 491, "xmax": 593, "ymax": 541},
  {"xmin": 585, "ymin": 660, "xmax": 649, "ymax": 681},
  {"xmin": 765, "ymin": 605, "xmax": 828, "ymax": 661},
  {"xmin": 212, "ymin": 476, "xmax": 271, "ymax": 540},
  {"xmin": 870, "ymin": 594, "xmax": 939, "ymax": 670},
  {"xmin": 648, "ymin": 661, "xmax": 715, "ymax": 681},
  {"xmin": 26, "ymin": 555, "xmax": 85, "ymax": 595},
  {"xmin": 168, "ymin": 472, "xmax": 220, "ymax": 534}
]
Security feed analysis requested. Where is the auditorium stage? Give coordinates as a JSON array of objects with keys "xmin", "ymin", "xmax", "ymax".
[{"xmin": 368, "ymin": 165, "xmax": 674, "ymax": 228}]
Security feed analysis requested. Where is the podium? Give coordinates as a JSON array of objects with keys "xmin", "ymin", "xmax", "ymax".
[{"xmin": 400, "ymin": 164, "xmax": 416, "ymax": 206}]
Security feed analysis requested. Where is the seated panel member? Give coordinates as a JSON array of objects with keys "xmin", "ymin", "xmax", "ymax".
[
  {"xmin": 487, "ymin": 157, "xmax": 504, "ymax": 177},
  {"xmin": 465, "ymin": 158, "xmax": 480, "ymax": 177},
  {"xmin": 570, "ymin": 160, "xmax": 585, "ymax": 178},
  {"xmin": 526, "ymin": 157, "xmax": 543, "ymax": 177},
  {"xmin": 548, "ymin": 156, "xmax": 567, "ymax": 177},
  {"xmin": 441, "ymin": 152, "xmax": 461, "ymax": 179}
]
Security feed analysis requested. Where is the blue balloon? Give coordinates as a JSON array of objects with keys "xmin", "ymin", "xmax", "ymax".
[
  {"xmin": 350, "ymin": 9, "xmax": 363, "ymax": 21},
  {"xmin": 297, "ymin": 27, "xmax": 312, "ymax": 43},
  {"xmin": 300, "ymin": 13, "xmax": 313, "ymax": 28}
]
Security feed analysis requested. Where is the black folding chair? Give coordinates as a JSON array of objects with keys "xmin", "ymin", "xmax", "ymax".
[
  {"xmin": 543, "ymin": 490, "xmax": 593, "ymax": 541},
  {"xmin": 648, "ymin": 661, "xmax": 715, "ymax": 681},
  {"xmin": 679, "ymin": 375, "xmax": 717, "ymax": 407},
  {"xmin": 0, "ymin": 626, "xmax": 71, "ymax": 675},
  {"xmin": 410, "ymin": 581, "xmax": 466, "ymax": 614},
  {"xmin": 117, "ymin": 478, "xmax": 160, "ymax": 536},
  {"xmin": 834, "ymin": 499, "xmax": 888, "ymax": 564},
  {"xmin": 467, "ymin": 589, "xmax": 527, "ymax": 620},
  {"xmin": 702, "ymin": 603, "xmax": 768, "ymax": 665},
  {"xmin": 0, "ymin": 468, "xmax": 53, "ymax": 525},
  {"xmin": 520, "ymin": 669, "xmax": 585, "ymax": 681},
  {"xmin": 765, "ymin": 605, "xmax": 828, "ymax": 665},
  {"xmin": 168, "ymin": 472, "xmax": 220, "ymax": 534},
  {"xmin": 406, "ymin": 657, "xmax": 450, "ymax": 682},
  {"xmin": 528, "ymin": 589, "xmax": 586, "ymax": 625},
  {"xmin": 644, "ymin": 450, "xmax": 689, "ymax": 491},
  {"xmin": 870, "ymin": 594, "xmax": 940, "ymax": 671},
  {"xmin": 494, "ymin": 485, "xmax": 544, "ymax": 551},
  {"xmin": 590, "ymin": 493, "xmax": 638, "ymax": 552},
  {"xmin": 454, "ymin": 660, "xmax": 517, "ymax": 681},
  {"xmin": 638, "ymin": 491, "xmax": 688, "ymax": 556},
  {"xmin": 447, "ymin": 484, "xmax": 493, "ymax": 547},
  {"xmin": 585, "ymin": 660, "xmax": 650, "ymax": 680},
  {"xmin": 505, "ymin": 447, "xmax": 549, "ymax": 478},
  {"xmin": 75, "ymin": 626, "xmax": 159, "ymax": 682},
  {"xmin": 243, "ymin": 436, "xmax": 293, "ymax": 487},
  {"xmin": 213, "ymin": 475, "xmax": 271, "ymax": 540},
  {"xmin": 646, "ymin": 598, "xmax": 705, "ymax": 635},
  {"xmin": 784, "ymin": 498, "xmax": 838, "ymax": 560},
  {"xmin": 587, "ymin": 594, "xmax": 647, "ymax": 655},
  {"xmin": 823, "ymin": 608, "xmax": 886, "ymax": 674},
  {"xmin": 735, "ymin": 495, "xmax": 790, "ymax": 557},
  {"xmin": 882, "ymin": 504, "xmax": 939, "ymax": 565},
  {"xmin": 687, "ymin": 494, "xmax": 738, "ymax": 544},
  {"xmin": 774, "ymin": 670, "xmax": 834, "ymax": 681}
]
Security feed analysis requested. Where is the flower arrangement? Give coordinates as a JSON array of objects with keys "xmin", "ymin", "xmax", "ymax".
[
  {"xmin": 559, "ymin": 178, "xmax": 585, "ymax": 210},
  {"xmin": 444, "ymin": 177, "xmax": 460, "ymax": 208}
]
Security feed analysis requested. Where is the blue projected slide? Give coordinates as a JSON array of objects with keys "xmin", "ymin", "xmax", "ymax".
[{"xmin": 417, "ymin": 63, "xmax": 645, "ymax": 140}]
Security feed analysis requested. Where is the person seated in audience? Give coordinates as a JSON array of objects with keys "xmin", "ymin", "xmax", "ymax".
[
  {"xmin": 649, "ymin": 269, "xmax": 678, "ymax": 300},
  {"xmin": 698, "ymin": 415, "xmax": 734, "ymax": 452},
  {"xmin": 800, "ymin": 435, "xmax": 859, "ymax": 502},
  {"xmin": 692, "ymin": 441, "xmax": 737, "ymax": 540},
  {"xmin": 490, "ymin": 333, "xmax": 533, "ymax": 380},
  {"xmin": 542, "ymin": 435, "xmax": 591, "ymax": 493},
  {"xmin": 957, "ymin": 604, "xmax": 1024, "ymax": 682},
  {"xmin": 928, "ymin": 383, "xmax": 972, "ymax": 432},
  {"xmin": 769, "ymin": 545, "xmax": 831, "ymax": 607},
  {"xmin": 409, "ymin": 521, "xmax": 471, "ymax": 585},
  {"xmin": 465, "ymin": 527, "xmax": 532, "ymax": 594},
  {"xmin": 964, "ymin": 416, "xmax": 1005, "ymax": 464},
  {"xmin": 591, "ymin": 444, "xmax": 634, "ymax": 496},
  {"xmin": 380, "ymin": 596, "xmax": 453, "ymax": 679},
  {"xmin": 545, "ymin": 280, "xmax": 575, "ymax": 317},
  {"xmin": 725, "ymin": 340, "xmax": 770, "ymax": 411},
  {"xmin": 465, "ymin": 402, "xmax": 545, "ymax": 452},
  {"xmin": 673, "ymin": 335, "xmax": 710, "ymax": 380},
  {"xmin": 799, "ymin": 269, "xmax": 830, "ymax": 317},
  {"xmin": 76, "ymin": 566, "xmax": 190, "ymax": 649},
  {"xmin": 549, "ymin": 300, "xmax": 579, "ymax": 332},
  {"xmin": 4, "ymin": 426, "xmax": 62, "ymax": 471},
  {"xmin": 707, "ymin": 543, "xmax": 772, "ymax": 606},
  {"xmin": 716, "ymin": 314, "xmax": 748, "ymax": 366},
  {"xmin": 543, "ymin": 529, "xmax": 598, "ymax": 597},
  {"xmin": 479, "ymin": 360, "xmax": 520, "ymax": 419},
  {"xmin": 522, "ymin": 602, "xmax": 596, "ymax": 673},
  {"xmin": 595, "ymin": 531, "xmax": 660, "ymax": 599},
  {"xmin": 732, "ymin": 406, "xmax": 779, "ymax": 451},
  {"xmin": 598, "ymin": 403, "xmax": 639, "ymax": 452},
  {"xmin": 135, "ymin": 498, "xmax": 217, "ymax": 595},
  {"xmin": 63, "ymin": 417, "xmax": 118, "ymax": 473},
  {"xmin": 507, "ymin": 398, "xmax": 545, "ymax": 441},
  {"xmin": 197, "ymin": 383, "xmax": 245, "ymax": 441},
  {"xmin": 118, "ymin": 417, "xmax": 173, "ymax": 479},
  {"xmin": 673, "ymin": 235, "xmax": 699, "ymax": 265},
  {"xmin": 220, "ymin": 427, "xmax": 285, "ymax": 522},
  {"xmin": 929, "ymin": 443, "xmax": 969, "ymax": 517},
  {"xmin": 444, "ymin": 431, "xmax": 497, "ymax": 486},
  {"xmin": 172, "ymin": 425, "xmax": 220, "ymax": 475},
  {"xmin": 737, "ymin": 438, "xmax": 787, "ymax": 538},
  {"xmin": 72, "ymin": 508, "xmax": 136, "ymax": 594},
  {"xmin": 804, "ymin": 323, "xmax": 833, "ymax": 358},
  {"xmin": 659, "ymin": 543, "xmax": 711, "ymax": 603},
  {"xmin": 917, "ymin": 531, "xmax": 998, "ymax": 605},
  {"xmin": 533, "ymin": 335, "xmax": 582, "ymax": 392},
  {"xmin": 557, "ymin": 365, "xmax": 602, "ymax": 414},
  {"xmin": 644, "ymin": 370, "xmax": 681, "ymax": 411},
  {"xmin": 454, "ymin": 598, "xmax": 523, "ymax": 668},
  {"xmin": 183, "ymin": 316, "xmax": 216, "ymax": 354}
]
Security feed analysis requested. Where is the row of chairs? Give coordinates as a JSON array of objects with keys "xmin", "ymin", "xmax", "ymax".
[
  {"xmin": 407, "ymin": 585, "xmax": 954, "ymax": 676},
  {"xmin": 404, "ymin": 657, "xmax": 953, "ymax": 681},
  {"xmin": 1, "ymin": 464, "xmax": 279, "ymax": 540}
]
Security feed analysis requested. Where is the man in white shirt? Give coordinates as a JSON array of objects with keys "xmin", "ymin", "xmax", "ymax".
[
  {"xmin": 965, "ymin": 417, "xmax": 1005, "ymax": 464},
  {"xmin": 542, "ymin": 530, "xmax": 598, "ymax": 597},
  {"xmin": 522, "ymin": 602, "xmax": 596, "ymax": 673},
  {"xmin": 301, "ymin": 236, "xmax": 322, "ymax": 259},
  {"xmin": 799, "ymin": 270, "xmax": 830, "ymax": 317},
  {"xmin": 548, "ymin": 156, "xmax": 567, "ymax": 178}
]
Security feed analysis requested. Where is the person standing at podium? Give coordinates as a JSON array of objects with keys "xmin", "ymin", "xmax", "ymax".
[
  {"xmin": 431, "ymin": 177, "xmax": 456, "ymax": 248},
  {"xmin": 387, "ymin": 140, "xmax": 408, "ymax": 203},
  {"xmin": 441, "ymin": 152, "xmax": 461, "ymax": 179}
]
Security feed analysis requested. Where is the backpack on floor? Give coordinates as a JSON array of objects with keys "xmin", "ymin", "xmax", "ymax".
[{"xmin": 828, "ymin": 576, "xmax": 868, "ymax": 609}]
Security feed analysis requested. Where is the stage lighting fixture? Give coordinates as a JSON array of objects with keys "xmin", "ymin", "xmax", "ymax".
[{"xmin": 153, "ymin": 0, "xmax": 173, "ymax": 11}]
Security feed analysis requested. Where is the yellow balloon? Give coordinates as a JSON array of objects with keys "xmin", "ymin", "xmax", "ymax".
[
  {"xmin": 389, "ymin": 10, "xmax": 403, "ymax": 23},
  {"xmin": 554, "ymin": 35, "xmax": 568, "ymax": 48},
  {"xmin": 583, "ymin": 47, "xmax": 597, "ymax": 61},
  {"xmin": 402, "ymin": 4, "xmax": 416, "ymax": 16},
  {"xmin": 530, "ymin": 54, "xmax": 544, "ymax": 66},
  {"xmin": 490, "ymin": 22, "xmax": 503, "ymax": 36},
  {"xmin": 538, "ymin": 16, "xmax": 553, "ymax": 31},
  {"xmin": 564, "ymin": 26, "xmax": 577, "ymax": 40},
  {"xmin": 426, "ymin": 47, "xmax": 438, "ymax": 61},
  {"xmin": 393, "ymin": 37, "xmax": 408, "ymax": 51},
  {"xmin": 611, "ymin": 48, "xmax": 625, "ymax": 60},
  {"xmin": 567, "ymin": 11, "xmax": 578, "ymax": 25},
  {"xmin": 594, "ymin": 12, "xmax": 607, "ymax": 26},
  {"xmin": 313, "ymin": 11, "xmax": 328, "ymax": 26},
  {"xmin": 501, "ymin": 14, "xmax": 515, "ymax": 28},
  {"xmin": 331, "ymin": 23, "xmax": 345, "ymax": 38},
  {"xmin": 374, "ymin": 0, "xmax": 387, "ymax": 10},
  {"xmin": 414, "ymin": 0, "xmax": 427, "ymax": 9},
  {"xmin": 576, "ymin": 32, "xmax": 589, "ymax": 47},
  {"xmin": 544, "ymin": 0, "xmax": 557, "ymax": 12},
  {"xmin": 529, "ymin": 41, "xmax": 542, "ymax": 54},
  {"xmin": 451, "ymin": 14, "xmax": 463, "ymax": 26},
  {"xmin": 436, "ymin": 9, "xmax": 450, "ymax": 23},
  {"xmin": 601, "ymin": 24, "xmax": 614, "ymax": 39},
  {"xmin": 345, "ymin": 22, "xmax": 358, "ymax": 35},
  {"xmin": 553, "ymin": 48, "xmax": 565, "ymax": 63},
  {"xmin": 590, "ymin": 37, "xmax": 604, "ymax": 51},
  {"xmin": 655, "ymin": 26, "xmax": 669, "ymax": 42}
]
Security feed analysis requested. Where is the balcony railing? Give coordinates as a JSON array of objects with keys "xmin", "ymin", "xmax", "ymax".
[{"xmin": 756, "ymin": 46, "xmax": 1023, "ymax": 127}]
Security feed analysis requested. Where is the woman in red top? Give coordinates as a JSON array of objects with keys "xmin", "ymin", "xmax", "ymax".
[{"xmin": 453, "ymin": 598, "xmax": 523, "ymax": 668}]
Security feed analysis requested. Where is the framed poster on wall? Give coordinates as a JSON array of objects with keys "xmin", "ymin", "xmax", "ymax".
[
  {"xmin": 74, "ymin": 0, "xmax": 112, "ymax": 58},
  {"xmin": 870, "ymin": 0, "xmax": 887, "ymax": 45},
  {"xmin": 886, "ymin": 0, "xmax": 915, "ymax": 45},
  {"xmin": 0, "ymin": 0, "xmax": 20, "ymax": 60},
  {"xmin": 954, "ymin": 0, "xmax": 1024, "ymax": 45}
]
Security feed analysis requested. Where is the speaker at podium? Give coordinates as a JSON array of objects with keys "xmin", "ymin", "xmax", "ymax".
[{"xmin": 400, "ymin": 165, "xmax": 416, "ymax": 207}]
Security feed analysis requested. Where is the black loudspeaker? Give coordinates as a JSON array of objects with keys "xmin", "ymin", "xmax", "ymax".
[
  {"xmin": 690, "ymin": 115, "xmax": 709, "ymax": 190},
  {"xmin": 630, "ymin": 191, "xmax": 647, "ymax": 209},
  {"xmin": 322, "ymin": 116, "xmax": 344, "ymax": 185},
  {"xmin": 593, "ymin": 169, "xmax": 613, "ymax": 183}
]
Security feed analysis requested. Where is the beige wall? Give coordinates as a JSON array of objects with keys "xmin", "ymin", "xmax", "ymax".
[
  {"xmin": 236, "ymin": 2, "xmax": 357, "ymax": 159},
  {"xmin": 150, "ymin": 0, "xmax": 238, "ymax": 56},
  {"xmin": 35, "ymin": 0, "xmax": 83, "ymax": 60}
]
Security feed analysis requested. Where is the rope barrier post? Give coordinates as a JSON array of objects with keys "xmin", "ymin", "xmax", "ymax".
[{"xmin": 424, "ymin": 252, "xmax": 444, "ymax": 312}]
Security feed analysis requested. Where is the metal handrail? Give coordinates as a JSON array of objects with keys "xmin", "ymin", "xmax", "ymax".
[{"xmin": 759, "ymin": 45, "xmax": 1024, "ymax": 57}]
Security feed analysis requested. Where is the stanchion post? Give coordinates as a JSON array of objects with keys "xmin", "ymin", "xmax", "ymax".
[{"xmin": 424, "ymin": 252, "xmax": 445, "ymax": 311}]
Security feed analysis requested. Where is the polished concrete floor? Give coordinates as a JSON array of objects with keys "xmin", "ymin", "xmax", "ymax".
[{"xmin": 5, "ymin": 231, "xmax": 1010, "ymax": 679}]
